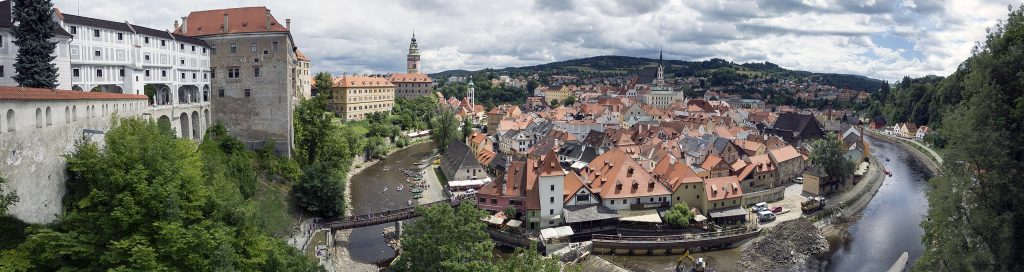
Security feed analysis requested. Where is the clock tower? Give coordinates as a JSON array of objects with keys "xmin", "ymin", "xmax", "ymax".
[{"xmin": 407, "ymin": 32, "xmax": 421, "ymax": 74}]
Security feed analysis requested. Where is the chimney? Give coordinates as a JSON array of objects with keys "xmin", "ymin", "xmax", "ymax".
[
  {"xmin": 286, "ymin": 19, "xmax": 291, "ymax": 30},
  {"xmin": 181, "ymin": 16, "xmax": 188, "ymax": 34},
  {"xmin": 174, "ymin": 20, "xmax": 179, "ymax": 31},
  {"xmin": 222, "ymin": 13, "xmax": 228, "ymax": 33},
  {"xmin": 265, "ymin": 9, "xmax": 271, "ymax": 30}
]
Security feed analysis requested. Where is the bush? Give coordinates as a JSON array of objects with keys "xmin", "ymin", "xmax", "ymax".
[
  {"xmin": 664, "ymin": 203, "xmax": 695, "ymax": 228},
  {"xmin": 292, "ymin": 162, "xmax": 346, "ymax": 218}
]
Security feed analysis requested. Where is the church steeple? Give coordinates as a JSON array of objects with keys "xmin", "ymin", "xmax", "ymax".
[
  {"xmin": 407, "ymin": 31, "xmax": 421, "ymax": 74},
  {"xmin": 654, "ymin": 48, "xmax": 665, "ymax": 86}
]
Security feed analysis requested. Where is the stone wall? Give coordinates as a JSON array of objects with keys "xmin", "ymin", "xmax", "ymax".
[{"xmin": 0, "ymin": 98, "xmax": 148, "ymax": 224}]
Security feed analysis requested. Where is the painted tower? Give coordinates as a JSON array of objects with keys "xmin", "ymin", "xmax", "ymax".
[
  {"xmin": 407, "ymin": 32, "xmax": 421, "ymax": 74},
  {"xmin": 467, "ymin": 76, "xmax": 475, "ymax": 106}
]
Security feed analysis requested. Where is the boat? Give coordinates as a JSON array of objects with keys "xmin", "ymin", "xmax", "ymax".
[
  {"xmin": 382, "ymin": 187, "xmax": 388, "ymax": 192},
  {"xmin": 883, "ymin": 168, "xmax": 893, "ymax": 176},
  {"xmin": 411, "ymin": 187, "xmax": 424, "ymax": 193},
  {"xmin": 396, "ymin": 185, "xmax": 404, "ymax": 191},
  {"xmin": 885, "ymin": 158, "xmax": 890, "ymax": 162}
]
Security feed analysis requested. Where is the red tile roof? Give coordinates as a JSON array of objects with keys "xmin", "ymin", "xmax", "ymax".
[
  {"xmin": 333, "ymin": 76, "xmax": 395, "ymax": 88},
  {"xmin": 0, "ymin": 87, "xmax": 146, "ymax": 101},
  {"xmin": 388, "ymin": 73, "xmax": 432, "ymax": 83},
  {"xmin": 704, "ymin": 176, "xmax": 742, "ymax": 201},
  {"xmin": 176, "ymin": 7, "xmax": 289, "ymax": 37},
  {"xmin": 295, "ymin": 49, "xmax": 309, "ymax": 61},
  {"xmin": 538, "ymin": 149, "xmax": 564, "ymax": 177}
]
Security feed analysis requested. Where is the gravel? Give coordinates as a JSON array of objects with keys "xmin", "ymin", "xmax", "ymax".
[{"xmin": 737, "ymin": 218, "xmax": 829, "ymax": 272}]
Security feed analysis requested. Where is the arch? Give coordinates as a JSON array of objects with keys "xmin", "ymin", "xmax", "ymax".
[
  {"xmin": 35, "ymin": 108, "xmax": 42, "ymax": 128},
  {"xmin": 72, "ymin": 105, "xmax": 78, "ymax": 121},
  {"xmin": 157, "ymin": 115, "xmax": 172, "ymax": 134},
  {"xmin": 149, "ymin": 84, "xmax": 171, "ymax": 106},
  {"xmin": 64, "ymin": 106, "xmax": 70, "ymax": 123},
  {"xmin": 204, "ymin": 109, "xmax": 210, "ymax": 127},
  {"xmin": 45, "ymin": 107, "xmax": 52, "ymax": 126},
  {"xmin": 179, "ymin": 112, "xmax": 190, "ymax": 139},
  {"xmin": 5, "ymin": 109, "xmax": 13, "ymax": 132},
  {"xmin": 191, "ymin": 111, "xmax": 200, "ymax": 140},
  {"xmin": 71, "ymin": 85, "xmax": 83, "ymax": 91},
  {"xmin": 202, "ymin": 85, "xmax": 210, "ymax": 102}
]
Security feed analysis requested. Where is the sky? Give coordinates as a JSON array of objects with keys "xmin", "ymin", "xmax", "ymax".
[{"xmin": 52, "ymin": 0, "xmax": 1020, "ymax": 81}]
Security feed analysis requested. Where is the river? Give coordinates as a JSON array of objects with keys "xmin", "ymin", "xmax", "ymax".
[
  {"xmin": 820, "ymin": 136, "xmax": 931, "ymax": 271},
  {"xmin": 347, "ymin": 142, "xmax": 436, "ymax": 265},
  {"xmin": 606, "ymin": 136, "xmax": 932, "ymax": 271}
]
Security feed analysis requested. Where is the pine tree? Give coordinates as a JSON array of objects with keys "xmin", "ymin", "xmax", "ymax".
[{"xmin": 11, "ymin": 0, "xmax": 59, "ymax": 89}]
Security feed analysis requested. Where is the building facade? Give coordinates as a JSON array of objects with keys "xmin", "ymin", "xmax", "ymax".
[
  {"xmin": 389, "ymin": 73, "xmax": 432, "ymax": 99},
  {"xmin": 176, "ymin": 7, "xmax": 298, "ymax": 156},
  {"xmin": 0, "ymin": 1, "xmax": 74, "ymax": 90},
  {"xmin": 331, "ymin": 75, "xmax": 395, "ymax": 121}
]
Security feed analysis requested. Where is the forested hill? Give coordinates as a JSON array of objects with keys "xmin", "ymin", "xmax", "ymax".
[{"xmin": 430, "ymin": 55, "xmax": 884, "ymax": 91}]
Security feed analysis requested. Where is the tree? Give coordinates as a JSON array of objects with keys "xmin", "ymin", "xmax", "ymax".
[
  {"xmin": 491, "ymin": 243, "xmax": 565, "ymax": 272},
  {"xmin": 431, "ymin": 106, "xmax": 460, "ymax": 154},
  {"xmin": 462, "ymin": 115, "xmax": 473, "ymax": 139},
  {"xmin": 0, "ymin": 174, "xmax": 18, "ymax": 215},
  {"xmin": 916, "ymin": 6, "xmax": 1024, "ymax": 270},
  {"xmin": 292, "ymin": 161, "xmax": 346, "ymax": 218},
  {"xmin": 562, "ymin": 95, "xmax": 576, "ymax": 106},
  {"xmin": 10, "ymin": 117, "xmax": 321, "ymax": 271},
  {"xmin": 394, "ymin": 204, "xmax": 494, "ymax": 272},
  {"xmin": 11, "ymin": 0, "xmax": 59, "ymax": 89},
  {"xmin": 808, "ymin": 133, "xmax": 854, "ymax": 182},
  {"xmin": 294, "ymin": 95, "xmax": 333, "ymax": 164},
  {"xmin": 313, "ymin": 72, "xmax": 334, "ymax": 98},
  {"xmin": 550, "ymin": 99, "xmax": 559, "ymax": 106},
  {"xmin": 663, "ymin": 203, "xmax": 695, "ymax": 228}
]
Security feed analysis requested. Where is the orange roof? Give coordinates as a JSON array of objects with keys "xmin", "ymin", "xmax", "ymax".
[
  {"xmin": 469, "ymin": 132, "xmax": 487, "ymax": 145},
  {"xmin": 769, "ymin": 146, "xmax": 802, "ymax": 162},
  {"xmin": 582, "ymin": 148, "xmax": 671, "ymax": 200},
  {"xmin": 475, "ymin": 148, "xmax": 496, "ymax": 166},
  {"xmin": 333, "ymin": 76, "xmax": 395, "ymax": 88},
  {"xmin": 295, "ymin": 49, "xmax": 309, "ymax": 61},
  {"xmin": 387, "ymin": 73, "xmax": 433, "ymax": 83},
  {"xmin": 562, "ymin": 172, "xmax": 586, "ymax": 202},
  {"xmin": 704, "ymin": 176, "xmax": 743, "ymax": 201},
  {"xmin": 538, "ymin": 150, "xmax": 564, "ymax": 177},
  {"xmin": 176, "ymin": 7, "xmax": 289, "ymax": 37},
  {"xmin": 0, "ymin": 86, "xmax": 146, "ymax": 101},
  {"xmin": 700, "ymin": 155, "xmax": 723, "ymax": 171}
]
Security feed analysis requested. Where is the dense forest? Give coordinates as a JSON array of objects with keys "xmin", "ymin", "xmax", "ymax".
[
  {"xmin": 885, "ymin": 6, "xmax": 1024, "ymax": 271},
  {"xmin": 430, "ymin": 55, "xmax": 884, "ymax": 92}
]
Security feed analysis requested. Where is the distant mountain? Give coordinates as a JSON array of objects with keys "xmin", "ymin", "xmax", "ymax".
[{"xmin": 430, "ymin": 55, "xmax": 884, "ymax": 91}]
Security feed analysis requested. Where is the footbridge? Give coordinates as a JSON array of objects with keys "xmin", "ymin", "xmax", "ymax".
[{"xmin": 315, "ymin": 198, "xmax": 461, "ymax": 230}]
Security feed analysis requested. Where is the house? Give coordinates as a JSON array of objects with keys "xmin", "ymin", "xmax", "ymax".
[
  {"xmin": 915, "ymin": 125, "xmax": 931, "ymax": 139},
  {"xmin": 766, "ymin": 112, "xmax": 824, "ymax": 145},
  {"xmin": 557, "ymin": 141, "xmax": 598, "ymax": 170},
  {"xmin": 895, "ymin": 123, "xmax": 918, "ymax": 138},
  {"xmin": 801, "ymin": 166, "xmax": 830, "ymax": 196},
  {"xmin": 653, "ymin": 155, "xmax": 706, "ymax": 213},
  {"xmin": 440, "ymin": 140, "xmax": 486, "ymax": 182},
  {"xmin": 468, "ymin": 132, "xmax": 491, "ymax": 153},
  {"xmin": 768, "ymin": 146, "xmax": 805, "ymax": 181},
  {"xmin": 703, "ymin": 176, "xmax": 746, "ymax": 224},
  {"xmin": 737, "ymin": 154, "xmax": 778, "ymax": 191},
  {"xmin": 580, "ymin": 148, "xmax": 673, "ymax": 211}
]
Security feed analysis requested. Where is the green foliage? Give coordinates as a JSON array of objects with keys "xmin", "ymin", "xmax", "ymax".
[
  {"xmin": 916, "ymin": 7, "xmax": 1024, "ymax": 271},
  {"xmin": 664, "ymin": 203, "xmax": 695, "ymax": 228},
  {"xmin": 0, "ymin": 174, "xmax": 17, "ymax": 215},
  {"xmin": 562, "ymin": 95, "xmax": 576, "ymax": 106},
  {"xmin": 364, "ymin": 136, "xmax": 390, "ymax": 160},
  {"xmin": 292, "ymin": 161, "xmax": 347, "ymax": 218},
  {"xmin": 462, "ymin": 116, "xmax": 473, "ymax": 140},
  {"xmin": 3, "ymin": 117, "xmax": 320, "ymax": 271},
  {"xmin": 503, "ymin": 206, "xmax": 518, "ymax": 219},
  {"xmin": 809, "ymin": 133, "xmax": 854, "ymax": 181},
  {"xmin": 431, "ymin": 106, "xmax": 461, "ymax": 154},
  {"xmin": 313, "ymin": 72, "xmax": 334, "ymax": 98},
  {"xmin": 294, "ymin": 95, "xmax": 334, "ymax": 164},
  {"xmin": 200, "ymin": 124, "xmax": 259, "ymax": 198},
  {"xmin": 0, "ymin": 216, "xmax": 28, "ymax": 250},
  {"xmin": 491, "ymin": 243, "xmax": 565, "ymax": 272},
  {"xmin": 292, "ymin": 95, "xmax": 362, "ymax": 218},
  {"xmin": 257, "ymin": 144, "xmax": 301, "ymax": 184},
  {"xmin": 393, "ymin": 96, "xmax": 439, "ymax": 131},
  {"xmin": 11, "ymin": 0, "xmax": 59, "ymax": 89}
]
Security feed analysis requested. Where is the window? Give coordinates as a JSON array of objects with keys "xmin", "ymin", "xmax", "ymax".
[
  {"xmin": 117, "ymin": 33, "xmax": 123, "ymax": 40},
  {"xmin": 70, "ymin": 26, "xmax": 77, "ymax": 34},
  {"xmin": 119, "ymin": 69, "xmax": 124, "ymax": 77},
  {"xmin": 549, "ymin": 197, "xmax": 554, "ymax": 203},
  {"xmin": 250, "ymin": 42, "xmax": 257, "ymax": 53},
  {"xmin": 202, "ymin": 47, "xmax": 206, "ymax": 53},
  {"xmin": 144, "ymin": 37, "xmax": 149, "ymax": 43},
  {"xmin": 479, "ymin": 198, "xmax": 485, "ymax": 203},
  {"xmin": 244, "ymin": 89, "xmax": 251, "ymax": 97},
  {"xmin": 218, "ymin": 89, "xmax": 224, "ymax": 97},
  {"xmin": 227, "ymin": 68, "xmax": 239, "ymax": 78},
  {"xmin": 491, "ymin": 198, "xmax": 497, "ymax": 204},
  {"xmin": 610, "ymin": 200, "xmax": 615, "ymax": 205},
  {"xmin": 161, "ymin": 71, "xmax": 167, "ymax": 77},
  {"xmin": 253, "ymin": 67, "xmax": 260, "ymax": 78},
  {"xmin": 161, "ymin": 40, "xmax": 166, "ymax": 47},
  {"xmin": 203, "ymin": 73, "xmax": 207, "ymax": 79},
  {"xmin": 95, "ymin": 69, "xmax": 102, "ymax": 77},
  {"xmin": 191, "ymin": 46, "xmax": 196, "ymax": 52},
  {"xmin": 549, "ymin": 209, "xmax": 554, "ymax": 215},
  {"xmin": 210, "ymin": 45, "xmax": 216, "ymax": 54},
  {"xmin": 73, "ymin": 69, "xmax": 80, "ymax": 77},
  {"xmin": 577, "ymin": 194, "xmax": 589, "ymax": 201},
  {"xmin": 144, "ymin": 54, "xmax": 150, "ymax": 61},
  {"xmin": 94, "ymin": 50, "xmax": 101, "ymax": 57},
  {"xmin": 180, "ymin": 59, "xmax": 185, "ymax": 65},
  {"xmin": 144, "ymin": 70, "xmax": 150, "ymax": 77},
  {"xmin": 93, "ymin": 29, "xmax": 100, "ymax": 37},
  {"xmin": 181, "ymin": 73, "xmax": 185, "ymax": 79},
  {"xmin": 229, "ymin": 43, "xmax": 237, "ymax": 53},
  {"xmin": 180, "ymin": 44, "xmax": 185, "ymax": 50},
  {"xmin": 192, "ymin": 73, "xmax": 196, "ymax": 79},
  {"xmin": 550, "ymin": 185, "xmax": 554, "ymax": 191},
  {"xmin": 0, "ymin": 65, "xmax": 4, "ymax": 77},
  {"xmin": 211, "ymin": 69, "xmax": 215, "ymax": 78},
  {"xmin": 0, "ymin": 35, "xmax": 4, "ymax": 48}
]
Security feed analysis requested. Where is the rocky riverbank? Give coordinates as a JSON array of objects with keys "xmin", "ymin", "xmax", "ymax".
[{"xmin": 737, "ymin": 218, "xmax": 830, "ymax": 271}]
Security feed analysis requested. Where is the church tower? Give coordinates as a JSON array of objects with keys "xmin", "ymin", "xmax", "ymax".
[
  {"xmin": 654, "ymin": 49, "xmax": 666, "ymax": 86},
  {"xmin": 407, "ymin": 32, "xmax": 421, "ymax": 74},
  {"xmin": 467, "ymin": 76, "xmax": 475, "ymax": 106}
]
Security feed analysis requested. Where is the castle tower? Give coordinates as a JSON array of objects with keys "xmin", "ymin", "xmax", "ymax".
[
  {"xmin": 467, "ymin": 76, "xmax": 475, "ymax": 106},
  {"xmin": 654, "ymin": 48, "xmax": 666, "ymax": 86},
  {"xmin": 407, "ymin": 32, "xmax": 421, "ymax": 74}
]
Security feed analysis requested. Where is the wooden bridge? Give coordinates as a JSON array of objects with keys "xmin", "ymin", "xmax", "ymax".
[
  {"xmin": 590, "ymin": 227, "xmax": 761, "ymax": 255},
  {"xmin": 315, "ymin": 199, "xmax": 459, "ymax": 230}
]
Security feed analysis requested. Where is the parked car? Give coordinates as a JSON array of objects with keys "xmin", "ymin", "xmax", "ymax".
[
  {"xmin": 757, "ymin": 211, "xmax": 776, "ymax": 222},
  {"xmin": 771, "ymin": 206, "xmax": 783, "ymax": 213},
  {"xmin": 465, "ymin": 189, "xmax": 477, "ymax": 195},
  {"xmin": 752, "ymin": 202, "xmax": 769, "ymax": 212},
  {"xmin": 793, "ymin": 177, "xmax": 804, "ymax": 184}
]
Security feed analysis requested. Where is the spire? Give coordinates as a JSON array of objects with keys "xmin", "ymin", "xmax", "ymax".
[{"xmin": 659, "ymin": 47, "xmax": 663, "ymax": 65}]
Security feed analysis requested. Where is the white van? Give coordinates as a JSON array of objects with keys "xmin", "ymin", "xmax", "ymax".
[
  {"xmin": 757, "ymin": 210, "xmax": 776, "ymax": 222},
  {"xmin": 752, "ymin": 202, "xmax": 769, "ymax": 212}
]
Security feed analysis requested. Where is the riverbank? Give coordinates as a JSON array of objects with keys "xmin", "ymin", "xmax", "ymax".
[
  {"xmin": 330, "ymin": 140, "xmax": 433, "ymax": 272},
  {"xmin": 866, "ymin": 131, "xmax": 941, "ymax": 174}
]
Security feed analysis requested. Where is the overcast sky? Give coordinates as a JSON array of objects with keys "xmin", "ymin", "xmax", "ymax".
[{"xmin": 53, "ymin": 0, "xmax": 1018, "ymax": 81}]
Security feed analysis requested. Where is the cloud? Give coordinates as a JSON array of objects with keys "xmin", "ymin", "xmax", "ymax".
[{"xmin": 51, "ymin": 0, "xmax": 1019, "ymax": 81}]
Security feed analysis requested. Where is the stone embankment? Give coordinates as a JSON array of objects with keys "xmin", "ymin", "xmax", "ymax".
[{"xmin": 737, "ymin": 218, "xmax": 829, "ymax": 271}]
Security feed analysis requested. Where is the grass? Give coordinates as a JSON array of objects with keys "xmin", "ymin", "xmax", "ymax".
[
  {"xmin": 253, "ymin": 181, "xmax": 299, "ymax": 238},
  {"xmin": 303, "ymin": 230, "xmax": 328, "ymax": 259}
]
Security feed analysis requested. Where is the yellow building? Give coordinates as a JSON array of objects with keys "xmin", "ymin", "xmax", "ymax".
[
  {"xmin": 332, "ymin": 75, "xmax": 395, "ymax": 121},
  {"xmin": 543, "ymin": 85, "xmax": 570, "ymax": 105}
]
